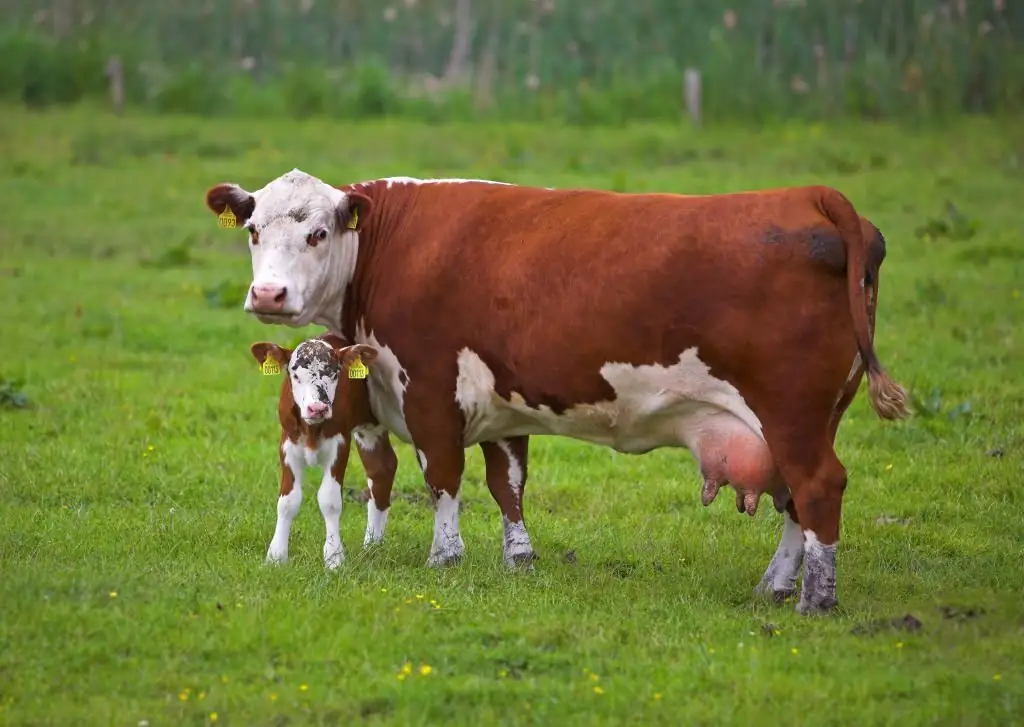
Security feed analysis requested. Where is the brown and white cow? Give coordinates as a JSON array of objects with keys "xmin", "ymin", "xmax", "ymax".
[
  {"xmin": 249, "ymin": 333, "xmax": 397, "ymax": 568},
  {"xmin": 207, "ymin": 170, "xmax": 909, "ymax": 614}
]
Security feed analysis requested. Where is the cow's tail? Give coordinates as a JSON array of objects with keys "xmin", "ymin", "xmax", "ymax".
[{"xmin": 818, "ymin": 187, "xmax": 910, "ymax": 421}]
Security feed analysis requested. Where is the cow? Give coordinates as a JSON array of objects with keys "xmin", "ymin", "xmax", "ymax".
[
  {"xmin": 207, "ymin": 170, "xmax": 909, "ymax": 615},
  {"xmin": 249, "ymin": 333, "xmax": 397, "ymax": 568}
]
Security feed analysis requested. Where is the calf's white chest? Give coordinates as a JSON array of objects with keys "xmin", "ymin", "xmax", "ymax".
[{"xmin": 282, "ymin": 434, "xmax": 345, "ymax": 470}]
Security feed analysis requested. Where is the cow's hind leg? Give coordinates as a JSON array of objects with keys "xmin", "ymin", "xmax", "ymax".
[
  {"xmin": 766, "ymin": 424, "xmax": 848, "ymax": 615},
  {"xmin": 480, "ymin": 437, "xmax": 536, "ymax": 569},
  {"xmin": 753, "ymin": 499, "xmax": 804, "ymax": 602}
]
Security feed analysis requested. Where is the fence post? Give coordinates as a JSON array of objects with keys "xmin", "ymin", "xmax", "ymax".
[
  {"xmin": 106, "ymin": 56, "xmax": 124, "ymax": 116},
  {"xmin": 684, "ymin": 68, "xmax": 702, "ymax": 125}
]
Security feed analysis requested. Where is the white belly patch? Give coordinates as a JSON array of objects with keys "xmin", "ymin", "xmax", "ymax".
[{"xmin": 454, "ymin": 346, "xmax": 764, "ymax": 452}]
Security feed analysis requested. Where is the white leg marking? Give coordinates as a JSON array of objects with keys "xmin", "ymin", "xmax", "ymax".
[
  {"xmin": 797, "ymin": 529, "xmax": 838, "ymax": 614},
  {"xmin": 364, "ymin": 477, "xmax": 390, "ymax": 547},
  {"xmin": 427, "ymin": 492, "xmax": 464, "ymax": 567},
  {"xmin": 502, "ymin": 516, "xmax": 535, "ymax": 569},
  {"xmin": 317, "ymin": 471, "xmax": 344, "ymax": 569},
  {"xmin": 754, "ymin": 512, "xmax": 804, "ymax": 599},
  {"xmin": 352, "ymin": 423, "xmax": 385, "ymax": 452},
  {"xmin": 495, "ymin": 440, "xmax": 535, "ymax": 568},
  {"xmin": 416, "ymin": 449, "xmax": 428, "ymax": 472},
  {"xmin": 266, "ymin": 442, "xmax": 305, "ymax": 565}
]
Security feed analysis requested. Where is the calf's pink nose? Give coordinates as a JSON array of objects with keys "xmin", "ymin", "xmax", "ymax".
[
  {"xmin": 306, "ymin": 402, "xmax": 329, "ymax": 418},
  {"xmin": 250, "ymin": 284, "xmax": 287, "ymax": 312}
]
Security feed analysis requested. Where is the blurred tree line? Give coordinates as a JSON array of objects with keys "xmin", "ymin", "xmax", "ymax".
[{"xmin": 0, "ymin": 0, "xmax": 1020, "ymax": 123}]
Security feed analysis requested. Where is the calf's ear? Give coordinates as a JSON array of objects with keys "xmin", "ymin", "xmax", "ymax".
[
  {"xmin": 336, "ymin": 191, "xmax": 372, "ymax": 233},
  {"xmin": 206, "ymin": 183, "xmax": 256, "ymax": 226},
  {"xmin": 338, "ymin": 344, "xmax": 379, "ymax": 367},
  {"xmin": 249, "ymin": 342, "xmax": 291, "ymax": 366}
]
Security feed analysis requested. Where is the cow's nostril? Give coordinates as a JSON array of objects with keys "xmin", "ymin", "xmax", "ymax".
[{"xmin": 273, "ymin": 288, "xmax": 287, "ymax": 303}]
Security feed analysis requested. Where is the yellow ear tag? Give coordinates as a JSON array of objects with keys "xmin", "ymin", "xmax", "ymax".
[
  {"xmin": 218, "ymin": 206, "xmax": 237, "ymax": 229},
  {"xmin": 346, "ymin": 207, "xmax": 359, "ymax": 230},
  {"xmin": 348, "ymin": 356, "xmax": 368, "ymax": 380},
  {"xmin": 261, "ymin": 354, "xmax": 281, "ymax": 376}
]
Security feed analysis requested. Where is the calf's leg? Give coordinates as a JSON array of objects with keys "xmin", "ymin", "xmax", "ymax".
[
  {"xmin": 267, "ymin": 437, "xmax": 304, "ymax": 565},
  {"xmin": 353, "ymin": 427, "xmax": 398, "ymax": 548},
  {"xmin": 317, "ymin": 438, "xmax": 350, "ymax": 569},
  {"xmin": 480, "ymin": 436, "xmax": 536, "ymax": 569}
]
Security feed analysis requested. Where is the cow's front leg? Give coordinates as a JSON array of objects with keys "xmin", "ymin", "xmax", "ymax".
[
  {"xmin": 317, "ymin": 435, "xmax": 350, "ymax": 570},
  {"xmin": 267, "ymin": 438, "xmax": 304, "ymax": 565},
  {"xmin": 352, "ymin": 425, "xmax": 398, "ymax": 548},
  {"xmin": 405, "ymin": 396, "xmax": 467, "ymax": 567},
  {"xmin": 480, "ymin": 437, "xmax": 536, "ymax": 569}
]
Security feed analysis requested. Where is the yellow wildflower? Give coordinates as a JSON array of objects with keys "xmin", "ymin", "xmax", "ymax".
[
  {"xmin": 209, "ymin": 713, "xmax": 218, "ymax": 723},
  {"xmin": 653, "ymin": 692, "xmax": 663, "ymax": 701},
  {"xmin": 109, "ymin": 591, "xmax": 118, "ymax": 598},
  {"xmin": 419, "ymin": 664, "xmax": 433, "ymax": 676},
  {"xmin": 299, "ymin": 684, "xmax": 308, "ymax": 692},
  {"xmin": 791, "ymin": 647, "xmax": 799, "ymax": 655},
  {"xmin": 593, "ymin": 686, "xmax": 604, "ymax": 695}
]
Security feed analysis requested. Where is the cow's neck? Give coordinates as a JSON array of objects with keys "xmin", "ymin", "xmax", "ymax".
[{"xmin": 337, "ymin": 180, "xmax": 402, "ymax": 340}]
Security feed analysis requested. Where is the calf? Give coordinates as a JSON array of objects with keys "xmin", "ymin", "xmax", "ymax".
[{"xmin": 250, "ymin": 334, "xmax": 396, "ymax": 568}]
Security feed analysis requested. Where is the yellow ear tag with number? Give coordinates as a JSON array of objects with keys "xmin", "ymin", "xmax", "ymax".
[
  {"xmin": 346, "ymin": 207, "xmax": 359, "ymax": 230},
  {"xmin": 261, "ymin": 354, "xmax": 281, "ymax": 376},
  {"xmin": 218, "ymin": 206, "xmax": 237, "ymax": 229},
  {"xmin": 348, "ymin": 356, "xmax": 368, "ymax": 379}
]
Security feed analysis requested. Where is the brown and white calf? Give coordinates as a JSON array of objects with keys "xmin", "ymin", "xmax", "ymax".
[
  {"xmin": 210, "ymin": 171, "xmax": 909, "ymax": 614},
  {"xmin": 249, "ymin": 334, "xmax": 396, "ymax": 568}
]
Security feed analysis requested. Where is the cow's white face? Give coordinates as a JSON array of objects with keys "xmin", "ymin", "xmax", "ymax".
[{"xmin": 206, "ymin": 169, "xmax": 371, "ymax": 329}]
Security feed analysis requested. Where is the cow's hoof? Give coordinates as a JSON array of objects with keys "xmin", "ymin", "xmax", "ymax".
[
  {"xmin": 427, "ymin": 549, "xmax": 464, "ymax": 568},
  {"xmin": 504, "ymin": 550, "xmax": 537, "ymax": 571},
  {"xmin": 795, "ymin": 594, "xmax": 838, "ymax": 615}
]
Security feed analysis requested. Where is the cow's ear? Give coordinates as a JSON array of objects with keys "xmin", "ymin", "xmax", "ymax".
[
  {"xmin": 206, "ymin": 183, "xmax": 256, "ymax": 227},
  {"xmin": 337, "ymin": 191, "xmax": 372, "ymax": 233}
]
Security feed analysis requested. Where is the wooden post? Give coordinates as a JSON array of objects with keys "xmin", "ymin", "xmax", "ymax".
[
  {"xmin": 684, "ymin": 68, "xmax": 702, "ymax": 125},
  {"xmin": 106, "ymin": 56, "xmax": 124, "ymax": 116}
]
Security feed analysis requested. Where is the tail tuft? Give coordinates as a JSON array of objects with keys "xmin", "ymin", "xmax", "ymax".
[{"xmin": 867, "ymin": 369, "xmax": 910, "ymax": 420}]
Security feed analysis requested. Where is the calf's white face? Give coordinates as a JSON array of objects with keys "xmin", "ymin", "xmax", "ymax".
[
  {"xmin": 205, "ymin": 169, "xmax": 371, "ymax": 329},
  {"xmin": 249, "ymin": 339, "xmax": 380, "ymax": 427},
  {"xmin": 289, "ymin": 341, "xmax": 343, "ymax": 425}
]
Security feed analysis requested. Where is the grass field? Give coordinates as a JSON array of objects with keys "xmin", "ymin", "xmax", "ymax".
[{"xmin": 1, "ymin": 104, "xmax": 1022, "ymax": 726}]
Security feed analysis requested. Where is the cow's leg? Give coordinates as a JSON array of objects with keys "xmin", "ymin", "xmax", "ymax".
[
  {"xmin": 767, "ymin": 428, "xmax": 848, "ymax": 615},
  {"xmin": 267, "ymin": 438, "xmax": 304, "ymax": 565},
  {"xmin": 354, "ymin": 428, "xmax": 398, "ymax": 548},
  {"xmin": 480, "ymin": 436, "xmax": 536, "ymax": 569},
  {"xmin": 754, "ymin": 498, "xmax": 803, "ymax": 602},
  {"xmin": 403, "ymin": 400, "xmax": 467, "ymax": 567}
]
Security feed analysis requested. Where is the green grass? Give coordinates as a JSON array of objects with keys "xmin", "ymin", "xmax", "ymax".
[{"xmin": 1, "ymin": 105, "xmax": 1022, "ymax": 726}]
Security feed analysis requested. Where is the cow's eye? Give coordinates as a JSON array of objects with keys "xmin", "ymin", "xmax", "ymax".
[{"xmin": 306, "ymin": 228, "xmax": 328, "ymax": 247}]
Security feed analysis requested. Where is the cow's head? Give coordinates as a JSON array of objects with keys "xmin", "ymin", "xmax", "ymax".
[
  {"xmin": 207, "ymin": 169, "xmax": 372, "ymax": 328},
  {"xmin": 250, "ymin": 336, "xmax": 379, "ymax": 426}
]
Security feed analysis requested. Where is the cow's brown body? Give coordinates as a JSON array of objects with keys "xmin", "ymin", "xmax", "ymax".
[{"xmin": 208, "ymin": 173, "xmax": 908, "ymax": 613}]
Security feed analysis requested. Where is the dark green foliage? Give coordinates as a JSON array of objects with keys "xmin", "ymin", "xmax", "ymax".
[{"xmin": 1, "ymin": 1, "xmax": 1022, "ymax": 124}]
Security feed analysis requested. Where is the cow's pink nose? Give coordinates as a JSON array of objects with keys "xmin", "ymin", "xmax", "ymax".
[
  {"xmin": 250, "ymin": 284, "xmax": 287, "ymax": 313},
  {"xmin": 306, "ymin": 402, "xmax": 329, "ymax": 419}
]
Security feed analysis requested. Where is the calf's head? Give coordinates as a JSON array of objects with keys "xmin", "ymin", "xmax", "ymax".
[
  {"xmin": 249, "ymin": 336, "xmax": 379, "ymax": 426},
  {"xmin": 206, "ymin": 169, "xmax": 372, "ymax": 328}
]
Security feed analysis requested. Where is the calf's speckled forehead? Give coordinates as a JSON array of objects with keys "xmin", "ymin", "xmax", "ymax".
[{"xmin": 290, "ymin": 340, "xmax": 340, "ymax": 376}]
